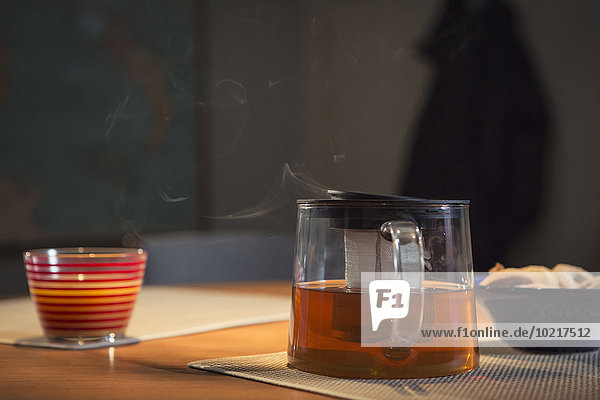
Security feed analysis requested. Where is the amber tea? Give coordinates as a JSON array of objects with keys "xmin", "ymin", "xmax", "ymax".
[{"xmin": 288, "ymin": 279, "xmax": 479, "ymax": 379}]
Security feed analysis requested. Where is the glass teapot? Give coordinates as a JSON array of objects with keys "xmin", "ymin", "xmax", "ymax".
[{"xmin": 287, "ymin": 197, "xmax": 479, "ymax": 379}]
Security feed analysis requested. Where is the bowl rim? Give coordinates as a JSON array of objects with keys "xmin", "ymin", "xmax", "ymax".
[{"xmin": 475, "ymin": 285, "xmax": 600, "ymax": 294}]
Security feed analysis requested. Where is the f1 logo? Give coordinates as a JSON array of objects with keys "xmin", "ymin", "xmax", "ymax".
[{"xmin": 368, "ymin": 280, "xmax": 411, "ymax": 331}]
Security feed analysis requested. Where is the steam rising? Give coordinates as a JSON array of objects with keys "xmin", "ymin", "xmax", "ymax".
[
  {"xmin": 209, "ymin": 164, "xmax": 418, "ymax": 220},
  {"xmin": 154, "ymin": 182, "xmax": 191, "ymax": 203},
  {"xmin": 212, "ymin": 163, "xmax": 329, "ymax": 219}
]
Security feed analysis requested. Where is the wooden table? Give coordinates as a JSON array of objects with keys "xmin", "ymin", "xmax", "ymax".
[{"xmin": 0, "ymin": 282, "xmax": 327, "ymax": 400}]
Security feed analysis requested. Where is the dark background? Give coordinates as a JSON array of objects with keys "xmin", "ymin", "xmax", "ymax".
[{"xmin": 1, "ymin": 0, "xmax": 599, "ymax": 295}]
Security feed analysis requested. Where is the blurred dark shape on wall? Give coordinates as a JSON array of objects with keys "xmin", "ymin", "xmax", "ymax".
[{"xmin": 401, "ymin": 0, "xmax": 551, "ymax": 271}]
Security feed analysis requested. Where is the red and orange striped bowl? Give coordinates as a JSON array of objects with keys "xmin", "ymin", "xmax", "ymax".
[{"xmin": 23, "ymin": 247, "xmax": 146, "ymax": 343}]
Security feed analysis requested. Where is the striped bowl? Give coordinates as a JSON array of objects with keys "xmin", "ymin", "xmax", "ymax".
[{"xmin": 23, "ymin": 247, "xmax": 146, "ymax": 342}]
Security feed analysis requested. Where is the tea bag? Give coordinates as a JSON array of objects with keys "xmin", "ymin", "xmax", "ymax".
[
  {"xmin": 341, "ymin": 229, "xmax": 428, "ymax": 349},
  {"xmin": 343, "ymin": 230, "xmax": 395, "ymax": 288},
  {"xmin": 331, "ymin": 230, "xmax": 395, "ymax": 343}
]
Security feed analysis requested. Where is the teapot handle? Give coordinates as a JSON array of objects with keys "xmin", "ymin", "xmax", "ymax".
[{"xmin": 379, "ymin": 220, "xmax": 425, "ymax": 345}]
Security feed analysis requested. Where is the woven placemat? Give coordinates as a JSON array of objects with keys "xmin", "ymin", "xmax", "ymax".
[
  {"xmin": 189, "ymin": 349, "xmax": 600, "ymax": 400},
  {"xmin": 0, "ymin": 286, "xmax": 290, "ymax": 349}
]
